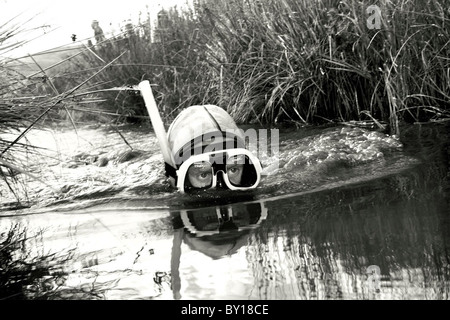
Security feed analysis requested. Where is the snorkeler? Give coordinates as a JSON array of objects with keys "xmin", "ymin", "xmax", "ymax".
[{"xmin": 139, "ymin": 81, "xmax": 262, "ymax": 193}]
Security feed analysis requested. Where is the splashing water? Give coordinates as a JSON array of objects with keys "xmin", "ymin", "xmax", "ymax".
[{"xmin": 0, "ymin": 124, "xmax": 413, "ymax": 211}]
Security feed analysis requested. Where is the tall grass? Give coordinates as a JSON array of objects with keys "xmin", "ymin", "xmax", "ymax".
[
  {"xmin": 194, "ymin": 0, "xmax": 450, "ymax": 129},
  {"xmin": 37, "ymin": 0, "xmax": 449, "ymax": 131},
  {"xmin": 1, "ymin": 14, "xmax": 127, "ymax": 204},
  {"xmin": 44, "ymin": 7, "xmax": 218, "ymax": 123},
  {"xmin": 1, "ymin": 14, "xmax": 56, "ymax": 204}
]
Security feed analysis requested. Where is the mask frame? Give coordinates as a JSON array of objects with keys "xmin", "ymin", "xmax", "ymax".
[{"xmin": 174, "ymin": 148, "xmax": 262, "ymax": 193}]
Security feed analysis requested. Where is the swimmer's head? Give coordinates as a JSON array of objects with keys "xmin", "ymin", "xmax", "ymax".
[{"xmin": 165, "ymin": 105, "xmax": 262, "ymax": 193}]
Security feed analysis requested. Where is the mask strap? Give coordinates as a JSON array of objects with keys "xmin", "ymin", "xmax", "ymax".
[
  {"xmin": 165, "ymin": 162, "xmax": 178, "ymax": 182},
  {"xmin": 174, "ymin": 131, "xmax": 245, "ymax": 165}
]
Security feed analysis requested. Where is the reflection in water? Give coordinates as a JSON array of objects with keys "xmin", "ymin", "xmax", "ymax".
[
  {"xmin": 0, "ymin": 222, "xmax": 114, "ymax": 300},
  {"xmin": 170, "ymin": 202, "xmax": 268, "ymax": 299},
  {"xmin": 244, "ymin": 168, "xmax": 450, "ymax": 299},
  {"xmin": 1, "ymin": 163, "xmax": 448, "ymax": 300},
  {"xmin": 1, "ymin": 154, "xmax": 449, "ymax": 300},
  {"xmin": 162, "ymin": 126, "xmax": 448, "ymax": 299}
]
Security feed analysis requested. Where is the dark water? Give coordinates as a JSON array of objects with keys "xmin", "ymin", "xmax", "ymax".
[{"xmin": 0, "ymin": 123, "xmax": 448, "ymax": 300}]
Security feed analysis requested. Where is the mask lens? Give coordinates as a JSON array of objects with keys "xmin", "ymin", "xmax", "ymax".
[
  {"xmin": 226, "ymin": 155, "xmax": 258, "ymax": 187},
  {"xmin": 187, "ymin": 208, "xmax": 220, "ymax": 231},
  {"xmin": 186, "ymin": 161, "xmax": 213, "ymax": 189}
]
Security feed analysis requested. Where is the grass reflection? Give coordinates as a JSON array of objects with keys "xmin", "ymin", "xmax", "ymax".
[
  {"xmin": 245, "ymin": 160, "xmax": 449, "ymax": 299},
  {"xmin": 0, "ymin": 223, "xmax": 109, "ymax": 300}
]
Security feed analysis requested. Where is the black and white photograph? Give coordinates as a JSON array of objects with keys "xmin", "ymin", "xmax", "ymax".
[{"xmin": 0, "ymin": 0, "xmax": 449, "ymax": 307}]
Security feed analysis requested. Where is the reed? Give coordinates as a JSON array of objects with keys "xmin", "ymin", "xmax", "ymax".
[
  {"xmin": 41, "ymin": 0, "xmax": 448, "ymax": 130},
  {"xmin": 193, "ymin": 0, "xmax": 450, "ymax": 129},
  {"xmin": 1, "ymin": 15, "xmax": 128, "ymax": 203},
  {"xmin": 43, "ymin": 6, "xmax": 218, "ymax": 124},
  {"xmin": 1, "ymin": 14, "xmax": 53, "ymax": 203}
]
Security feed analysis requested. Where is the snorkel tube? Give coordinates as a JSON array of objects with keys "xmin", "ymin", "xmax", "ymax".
[{"xmin": 138, "ymin": 80, "xmax": 176, "ymax": 169}]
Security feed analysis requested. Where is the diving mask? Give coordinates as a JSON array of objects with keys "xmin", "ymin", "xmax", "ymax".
[{"xmin": 165, "ymin": 148, "xmax": 262, "ymax": 193}]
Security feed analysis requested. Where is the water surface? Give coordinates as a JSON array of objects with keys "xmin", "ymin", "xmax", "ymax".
[{"xmin": 0, "ymin": 123, "xmax": 448, "ymax": 300}]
